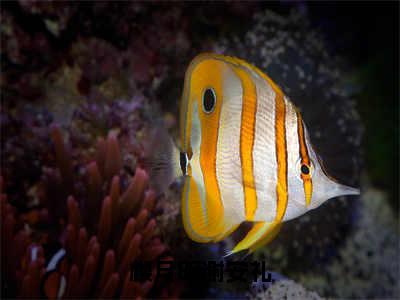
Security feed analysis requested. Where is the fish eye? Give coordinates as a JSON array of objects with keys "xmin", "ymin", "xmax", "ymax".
[
  {"xmin": 301, "ymin": 164, "xmax": 310, "ymax": 175},
  {"xmin": 202, "ymin": 88, "xmax": 216, "ymax": 113}
]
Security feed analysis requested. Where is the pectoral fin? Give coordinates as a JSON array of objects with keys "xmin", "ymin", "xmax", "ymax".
[{"xmin": 230, "ymin": 221, "xmax": 281, "ymax": 255}]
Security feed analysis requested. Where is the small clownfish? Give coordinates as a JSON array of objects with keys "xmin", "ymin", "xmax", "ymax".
[
  {"xmin": 156, "ymin": 53, "xmax": 360, "ymax": 255},
  {"xmin": 40, "ymin": 248, "xmax": 68, "ymax": 299}
]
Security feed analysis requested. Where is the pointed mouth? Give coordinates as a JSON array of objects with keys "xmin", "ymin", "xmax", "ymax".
[
  {"xmin": 322, "ymin": 182, "xmax": 361, "ymax": 205},
  {"xmin": 338, "ymin": 184, "xmax": 360, "ymax": 196},
  {"xmin": 309, "ymin": 178, "xmax": 361, "ymax": 210}
]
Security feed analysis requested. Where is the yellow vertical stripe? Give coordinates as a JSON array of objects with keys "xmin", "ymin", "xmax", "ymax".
[
  {"xmin": 190, "ymin": 60, "xmax": 225, "ymax": 237},
  {"xmin": 231, "ymin": 67, "xmax": 258, "ymax": 221},
  {"xmin": 275, "ymin": 93, "xmax": 288, "ymax": 221},
  {"xmin": 196, "ymin": 62, "xmax": 223, "ymax": 233}
]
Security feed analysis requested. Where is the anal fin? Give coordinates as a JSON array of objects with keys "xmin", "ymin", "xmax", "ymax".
[
  {"xmin": 230, "ymin": 221, "xmax": 281, "ymax": 255},
  {"xmin": 249, "ymin": 222, "xmax": 282, "ymax": 253}
]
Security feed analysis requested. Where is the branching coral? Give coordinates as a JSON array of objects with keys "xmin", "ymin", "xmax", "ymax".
[
  {"xmin": 1, "ymin": 125, "xmax": 178, "ymax": 299},
  {"xmin": 1, "ymin": 177, "xmax": 46, "ymax": 299}
]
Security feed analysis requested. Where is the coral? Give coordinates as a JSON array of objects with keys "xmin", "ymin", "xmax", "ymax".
[
  {"xmin": 41, "ymin": 63, "xmax": 85, "ymax": 125},
  {"xmin": 1, "ymin": 177, "xmax": 48, "ymax": 298},
  {"xmin": 1, "ymin": 2, "xmax": 262, "ymax": 111},
  {"xmin": 0, "ymin": 104, "xmax": 54, "ymax": 208},
  {"xmin": 68, "ymin": 96, "xmax": 152, "ymax": 154},
  {"xmin": 48, "ymin": 125, "xmax": 174, "ymax": 298},
  {"xmin": 248, "ymin": 279, "xmax": 324, "ymax": 300},
  {"xmin": 1, "ymin": 124, "xmax": 178, "ymax": 298},
  {"xmin": 214, "ymin": 7, "xmax": 363, "ymax": 273},
  {"xmin": 4, "ymin": 2, "xmax": 396, "ymax": 299}
]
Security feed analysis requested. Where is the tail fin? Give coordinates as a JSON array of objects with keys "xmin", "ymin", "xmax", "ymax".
[{"xmin": 143, "ymin": 126, "xmax": 181, "ymax": 193}]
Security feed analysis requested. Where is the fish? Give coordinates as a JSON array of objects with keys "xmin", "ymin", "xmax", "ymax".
[
  {"xmin": 155, "ymin": 53, "xmax": 360, "ymax": 255},
  {"xmin": 40, "ymin": 248, "xmax": 68, "ymax": 299}
]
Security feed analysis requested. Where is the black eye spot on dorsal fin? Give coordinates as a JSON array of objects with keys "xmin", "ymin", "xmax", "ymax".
[{"xmin": 301, "ymin": 164, "xmax": 310, "ymax": 175}]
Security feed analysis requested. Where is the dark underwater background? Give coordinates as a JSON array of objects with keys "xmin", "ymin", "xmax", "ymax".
[{"xmin": 1, "ymin": 1, "xmax": 398, "ymax": 299}]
